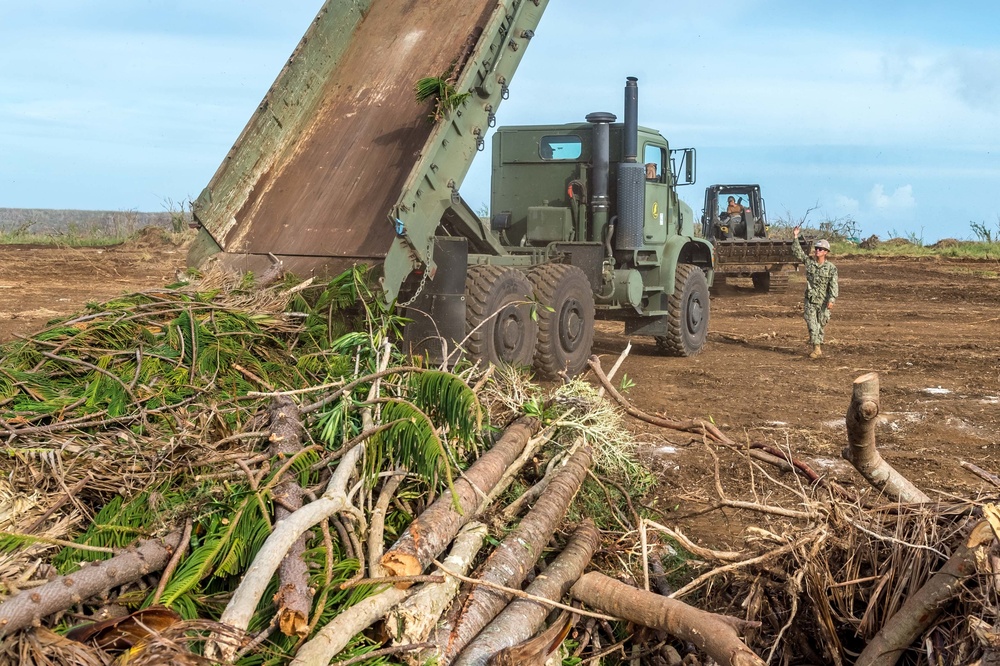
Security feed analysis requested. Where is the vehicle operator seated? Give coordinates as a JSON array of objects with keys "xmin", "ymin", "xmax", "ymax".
[
  {"xmin": 724, "ymin": 196, "xmax": 744, "ymax": 218},
  {"xmin": 645, "ymin": 162, "xmax": 658, "ymax": 180}
]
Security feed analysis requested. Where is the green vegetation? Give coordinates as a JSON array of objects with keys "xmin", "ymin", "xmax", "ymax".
[
  {"xmin": 769, "ymin": 212, "xmax": 1000, "ymax": 262},
  {"xmin": 0, "ymin": 206, "xmax": 192, "ymax": 246}
]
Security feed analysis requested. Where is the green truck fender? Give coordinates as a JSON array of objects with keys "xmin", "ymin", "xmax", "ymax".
[{"xmin": 660, "ymin": 235, "xmax": 715, "ymax": 295}]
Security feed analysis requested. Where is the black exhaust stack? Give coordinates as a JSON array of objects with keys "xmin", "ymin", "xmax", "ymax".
[
  {"xmin": 617, "ymin": 76, "xmax": 645, "ymax": 250},
  {"xmin": 586, "ymin": 111, "xmax": 616, "ymax": 244},
  {"xmin": 623, "ymin": 76, "xmax": 638, "ymax": 163}
]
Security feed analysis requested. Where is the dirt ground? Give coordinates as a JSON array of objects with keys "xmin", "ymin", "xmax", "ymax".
[{"xmin": 2, "ymin": 239, "xmax": 998, "ymax": 549}]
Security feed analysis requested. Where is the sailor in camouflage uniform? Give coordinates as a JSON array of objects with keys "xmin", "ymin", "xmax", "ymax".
[{"xmin": 792, "ymin": 226, "xmax": 838, "ymax": 358}]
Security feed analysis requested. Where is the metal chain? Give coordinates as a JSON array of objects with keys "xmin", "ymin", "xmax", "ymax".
[{"xmin": 396, "ymin": 267, "xmax": 430, "ymax": 308}]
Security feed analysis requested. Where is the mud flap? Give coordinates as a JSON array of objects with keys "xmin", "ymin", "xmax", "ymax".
[{"xmin": 401, "ymin": 237, "xmax": 468, "ymax": 366}]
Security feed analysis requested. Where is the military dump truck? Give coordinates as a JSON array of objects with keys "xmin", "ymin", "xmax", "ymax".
[
  {"xmin": 701, "ymin": 184, "xmax": 802, "ymax": 294},
  {"xmin": 188, "ymin": 0, "xmax": 713, "ymax": 379}
]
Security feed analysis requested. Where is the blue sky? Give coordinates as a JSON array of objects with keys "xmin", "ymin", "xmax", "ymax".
[{"xmin": 2, "ymin": 1, "xmax": 998, "ymax": 242}]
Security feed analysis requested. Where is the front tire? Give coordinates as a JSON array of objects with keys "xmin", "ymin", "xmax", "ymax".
[
  {"xmin": 528, "ymin": 264, "xmax": 595, "ymax": 379},
  {"xmin": 655, "ymin": 264, "xmax": 710, "ymax": 356},
  {"xmin": 464, "ymin": 265, "xmax": 537, "ymax": 368}
]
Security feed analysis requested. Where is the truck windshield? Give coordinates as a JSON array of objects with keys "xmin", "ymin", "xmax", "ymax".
[{"xmin": 539, "ymin": 135, "xmax": 582, "ymax": 160}]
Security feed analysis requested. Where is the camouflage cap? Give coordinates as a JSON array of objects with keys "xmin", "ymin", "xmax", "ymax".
[{"xmin": 814, "ymin": 239, "xmax": 831, "ymax": 251}]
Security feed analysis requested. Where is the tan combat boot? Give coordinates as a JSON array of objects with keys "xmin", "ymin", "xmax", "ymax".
[{"xmin": 809, "ymin": 344, "xmax": 822, "ymax": 359}]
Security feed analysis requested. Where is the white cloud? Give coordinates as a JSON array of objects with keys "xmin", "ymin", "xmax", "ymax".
[
  {"xmin": 833, "ymin": 194, "xmax": 860, "ymax": 213},
  {"xmin": 868, "ymin": 184, "xmax": 915, "ymax": 212}
]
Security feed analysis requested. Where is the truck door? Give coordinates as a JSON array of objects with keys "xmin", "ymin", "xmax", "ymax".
[{"xmin": 642, "ymin": 144, "xmax": 669, "ymax": 245}]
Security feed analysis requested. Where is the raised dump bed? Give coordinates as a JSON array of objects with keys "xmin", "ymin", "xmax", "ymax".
[{"xmin": 190, "ymin": 0, "xmax": 546, "ymax": 287}]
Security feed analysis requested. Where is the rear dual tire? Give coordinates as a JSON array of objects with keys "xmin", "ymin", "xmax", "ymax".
[
  {"xmin": 464, "ymin": 265, "xmax": 537, "ymax": 368},
  {"xmin": 527, "ymin": 264, "xmax": 595, "ymax": 379},
  {"xmin": 463, "ymin": 264, "xmax": 595, "ymax": 379}
]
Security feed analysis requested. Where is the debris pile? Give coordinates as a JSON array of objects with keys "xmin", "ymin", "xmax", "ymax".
[{"xmin": 0, "ymin": 269, "xmax": 996, "ymax": 666}]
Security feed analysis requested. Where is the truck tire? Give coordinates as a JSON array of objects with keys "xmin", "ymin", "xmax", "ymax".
[
  {"xmin": 655, "ymin": 264, "xmax": 710, "ymax": 357},
  {"xmin": 465, "ymin": 265, "xmax": 537, "ymax": 369},
  {"xmin": 528, "ymin": 264, "xmax": 595, "ymax": 379}
]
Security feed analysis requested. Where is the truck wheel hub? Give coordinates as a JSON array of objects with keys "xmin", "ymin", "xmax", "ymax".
[
  {"xmin": 497, "ymin": 306, "xmax": 526, "ymax": 353},
  {"xmin": 559, "ymin": 298, "xmax": 585, "ymax": 351},
  {"xmin": 686, "ymin": 297, "xmax": 705, "ymax": 333}
]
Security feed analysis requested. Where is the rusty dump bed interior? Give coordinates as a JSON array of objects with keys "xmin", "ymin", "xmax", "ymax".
[{"xmin": 196, "ymin": 0, "xmax": 495, "ymax": 275}]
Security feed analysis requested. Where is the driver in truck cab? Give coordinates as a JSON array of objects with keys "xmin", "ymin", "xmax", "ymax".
[{"xmin": 725, "ymin": 196, "xmax": 744, "ymax": 217}]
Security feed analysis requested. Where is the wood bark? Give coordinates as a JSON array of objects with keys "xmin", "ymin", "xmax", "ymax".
[
  {"xmin": 0, "ymin": 530, "xmax": 183, "ymax": 638},
  {"xmin": 369, "ymin": 470, "xmax": 406, "ymax": 578},
  {"xmin": 267, "ymin": 395, "xmax": 312, "ymax": 638},
  {"xmin": 570, "ymin": 572, "xmax": 765, "ymax": 666},
  {"xmin": 842, "ymin": 373, "xmax": 930, "ymax": 503},
  {"xmin": 386, "ymin": 521, "xmax": 488, "ymax": 645},
  {"xmin": 437, "ymin": 443, "xmax": 593, "ymax": 664},
  {"xmin": 453, "ymin": 520, "xmax": 601, "ymax": 666},
  {"xmin": 856, "ymin": 520, "xmax": 994, "ymax": 666},
  {"xmin": 380, "ymin": 416, "xmax": 540, "ymax": 579},
  {"xmin": 215, "ymin": 439, "xmax": 365, "ymax": 660},
  {"xmin": 290, "ymin": 521, "xmax": 488, "ymax": 665},
  {"xmin": 292, "ymin": 416, "xmax": 537, "ymax": 666}
]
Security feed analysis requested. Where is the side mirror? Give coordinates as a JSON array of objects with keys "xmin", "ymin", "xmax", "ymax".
[{"xmin": 670, "ymin": 147, "xmax": 696, "ymax": 186}]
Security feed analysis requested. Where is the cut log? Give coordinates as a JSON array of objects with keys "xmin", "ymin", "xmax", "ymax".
[
  {"xmin": 570, "ymin": 572, "xmax": 765, "ymax": 666},
  {"xmin": 453, "ymin": 520, "xmax": 600, "ymax": 666},
  {"xmin": 856, "ymin": 520, "xmax": 994, "ymax": 666},
  {"xmin": 437, "ymin": 443, "xmax": 593, "ymax": 664},
  {"xmin": 293, "ymin": 417, "xmax": 538, "ymax": 666},
  {"xmin": 842, "ymin": 373, "xmax": 930, "ymax": 503},
  {"xmin": 267, "ymin": 396, "xmax": 312, "ymax": 638},
  {"xmin": 386, "ymin": 521, "xmax": 488, "ymax": 645},
  {"xmin": 380, "ymin": 416, "xmax": 540, "ymax": 579},
  {"xmin": 0, "ymin": 530, "xmax": 183, "ymax": 638}
]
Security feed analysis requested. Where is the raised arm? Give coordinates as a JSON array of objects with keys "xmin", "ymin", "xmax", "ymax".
[{"xmin": 791, "ymin": 225, "xmax": 807, "ymax": 263}]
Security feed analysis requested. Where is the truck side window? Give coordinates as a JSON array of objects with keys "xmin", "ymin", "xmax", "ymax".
[
  {"xmin": 643, "ymin": 144, "xmax": 665, "ymax": 182},
  {"xmin": 539, "ymin": 135, "xmax": 582, "ymax": 160}
]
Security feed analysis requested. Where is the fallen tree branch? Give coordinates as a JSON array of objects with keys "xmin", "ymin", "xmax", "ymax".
[
  {"xmin": 438, "ymin": 443, "xmax": 593, "ymax": 663},
  {"xmin": 151, "ymin": 518, "xmax": 193, "ymax": 605},
  {"xmin": 587, "ymin": 356, "xmax": 722, "ymax": 441},
  {"xmin": 386, "ymin": 522, "xmax": 488, "ymax": 645},
  {"xmin": 643, "ymin": 520, "xmax": 743, "ymax": 562},
  {"xmin": 842, "ymin": 373, "xmax": 930, "ymax": 503},
  {"xmin": 380, "ymin": 416, "xmax": 540, "ymax": 579},
  {"xmin": 571, "ymin": 572, "xmax": 765, "ymax": 666},
  {"xmin": 0, "ymin": 530, "xmax": 183, "ymax": 638},
  {"xmin": 290, "ymin": 586, "xmax": 410, "ymax": 666},
  {"xmin": 291, "ymin": 525, "xmax": 488, "ymax": 665},
  {"xmin": 214, "ymin": 347, "xmax": 396, "ymax": 660},
  {"xmin": 856, "ymin": 520, "xmax": 994, "ymax": 666},
  {"xmin": 453, "ymin": 520, "xmax": 601, "ymax": 666},
  {"xmin": 329, "ymin": 642, "xmax": 433, "ymax": 666},
  {"xmin": 368, "ymin": 470, "xmax": 406, "ymax": 578},
  {"xmin": 431, "ymin": 560, "xmax": 616, "ymax": 622},
  {"xmin": 267, "ymin": 395, "xmax": 312, "ymax": 638},
  {"xmin": 669, "ymin": 534, "xmax": 816, "ymax": 600},
  {"xmin": 961, "ymin": 461, "xmax": 1000, "ymax": 489},
  {"xmin": 293, "ymin": 417, "xmax": 539, "ymax": 666}
]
